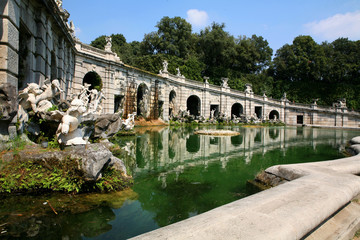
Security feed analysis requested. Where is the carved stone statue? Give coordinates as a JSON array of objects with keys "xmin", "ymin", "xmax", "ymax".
[
  {"xmin": 221, "ymin": 78, "xmax": 229, "ymax": 88},
  {"xmin": 282, "ymin": 92, "xmax": 287, "ymax": 100},
  {"xmin": 210, "ymin": 109, "xmax": 215, "ymax": 119},
  {"xmin": 204, "ymin": 76, "xmax": 209, "ymax": 84},
  {"xmin": 245, "ymin": 84, "xmax": 253, "ymax": 94},
  {"xmin": 162, "ymin": 60, "xmax": 168, "ymax": 73},
  {"xmin": 105, "ymin": 36, "xmax": 112, "ymax": 52},
  {"xmin": 18, "ymin": 83, "xmax": 43, "ymax": 113},
  {"xmin": 56, "ymin": 98, "xmax": 87, "ymax": 145},
  {"xmin": 123, "ymin": 112, "xmax": 136, "ymax": 131},
  {"xmin": 55, "ymin": 0, "xmax": 62, "ymax": 8}
]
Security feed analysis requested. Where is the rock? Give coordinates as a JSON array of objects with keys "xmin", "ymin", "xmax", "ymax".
[
  {"xmin": 73, "ymin": 143, "xmax": 113, "ymax": 180},
  {"xmin": 347, "ymin": 144, "xmax": 360, "ymax": 155},
  {"xmin": 0, "ymin": 84, "xmax": 18, "ymax": 141},
  {"xmin": 26, "ymin": 122, "xmax": 41, "ymax": 136},
  {"xmin": 350, "ymin": 136, "xmax": 360, "ymax": 145},
  {"xmin": 109, "ymin": 156, "xmax": 127, "ymax": 175},
  {"xmin": 94, "ymin": 113, "xmax": 122, "ymax": 138},
  {"xmin": 7, "ymin": 143, "xmax": 127, "ymax": 181},
  {"xmin": 0, "ymin": 83, "xmax": 17, "ymax": 122}
]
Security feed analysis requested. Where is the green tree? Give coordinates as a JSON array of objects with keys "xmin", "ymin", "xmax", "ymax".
[
  {"xmin": 141, "ymin": 16, "xmax": 193, "ymax": 58},
  {"xmin": 198, "ymin": 22, "xmax": 236, "ymax": 85}
]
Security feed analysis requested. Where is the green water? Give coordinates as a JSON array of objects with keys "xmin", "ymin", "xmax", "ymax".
[{"xmin": 0, "ymin": 126, "xmax": 359, "ymax": 239}]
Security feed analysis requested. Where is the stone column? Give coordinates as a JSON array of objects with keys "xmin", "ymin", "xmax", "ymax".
[
  {"xmin": 162, "ymin": 82, "xmax": 169, "ymax": 121},
  {"xmin": 0, "ymin": 0, "xmax": 20, "ymax": 88},
  {"xmin": 203, "ymin": 80, "xmax": 210, "ymax": 118}
]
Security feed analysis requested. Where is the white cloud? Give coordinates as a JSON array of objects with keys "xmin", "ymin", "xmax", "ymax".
[
  {"xmin": 186, "ymin": 9, "xmax": 209, "ymax": 27},
  {"xmin": 304, "ymin": 11, "xmax": 360, "ymax": 41}
]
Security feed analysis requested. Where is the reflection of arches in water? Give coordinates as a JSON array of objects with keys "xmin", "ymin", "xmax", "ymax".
[
  {"xmin": 210, "ymin": 137, "xmax": 219, "ymax": 145},
  {"xmin": 83, "ymin": 71, "xmax": 102, "ymax": 90},
  {"xmin": 169, "ymin": 90, "xmax": 176, "ymax": 117},
  {"xmin": 231, "ymin": 103, "xmax": 243, "ymax": 118},
  {"xmin": 254, "ymin": 131, "xmax": 261, "ymax": 142},
  {"xmin": 269, "ymin": 110, "xmax": 280, "ymax": 120},
  {"xmin": 137, "ymin": 83, "xmax": 149, "ymax": 117},
  {"xmin": 186, "ymin": 134, "xmax": 200, "ymax": 153},
  {"xmin": 231, "ymin": 135, "xmax": 243, "ymax": 146},
  {"xmin": 269, "ymin": 128, "xmax": 279, "ymax": 140},
  {"xmin": 187, "ymin": 95, "xmax": 201, "ymax": 116},
  {"xmin": 136, "ymin": 136, "xmax": 148, "ymax": 168}
]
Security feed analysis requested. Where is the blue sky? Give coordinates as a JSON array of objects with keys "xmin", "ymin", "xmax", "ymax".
[{"xmin": 63, "ymin": 0, "xmax": 360, "ymax": 52}]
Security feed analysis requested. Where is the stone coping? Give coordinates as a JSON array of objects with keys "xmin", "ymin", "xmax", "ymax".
[
  {"xmin": 194, "ymin": 130, "xmax": 240, "ymax": 136},
  {"xmin": 131, "ymin": 139, "xmax": 360, "ymax": 240}
]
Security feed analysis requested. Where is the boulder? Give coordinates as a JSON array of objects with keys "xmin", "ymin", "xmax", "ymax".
[
  {"xmin": 350, "ymin": 136, "xmax": 360, "ymax": 145},
  {"xmin": 4, "ymin": 143, "xmax": 127, "ymax": 181},
  {"xmin": 0, "ymin": 83, "xmax": 17, "ymax": 121},
  {"xmin": 94, "ymin": 113, "xmax": 122, "ymax": 138}
]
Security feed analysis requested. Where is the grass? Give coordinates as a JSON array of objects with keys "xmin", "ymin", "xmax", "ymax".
[{"xmin": 0, "ymin": 157, "xmax": 133, "ymax": 194}]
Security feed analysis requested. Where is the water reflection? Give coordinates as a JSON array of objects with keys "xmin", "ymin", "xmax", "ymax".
[
  {"xmin": 129, "ymin": 126, "xmax": 354, "ymax": 176},
  {"xmin": 1, "ymin": 126, "xmax": 359, "ymax": 240}
]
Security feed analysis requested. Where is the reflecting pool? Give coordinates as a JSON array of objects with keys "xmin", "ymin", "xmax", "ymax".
[{"xmin": 1, "ymin": 126, "xmax": 359, "ymax": 239}]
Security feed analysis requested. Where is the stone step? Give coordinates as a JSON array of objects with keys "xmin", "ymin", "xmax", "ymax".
[{"xmin": 305, "ymin": 198, "xmax": 360, "ymax": 240}]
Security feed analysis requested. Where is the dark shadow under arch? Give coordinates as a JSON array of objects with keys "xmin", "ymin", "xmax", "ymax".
[
  {"xmin": 83, "ymin": 71, "xmax": 102, "ymax": 91},
  {"xmin": 231, "ymin": 103, "xmax": 243, "ymax": 118},
  {"xmin": 269, "ymin": 110, "xmax": 280, "ymax": 120},
  {"xmin": 187, "ymin": 95, "xmax": 201, "ymax": 116}
]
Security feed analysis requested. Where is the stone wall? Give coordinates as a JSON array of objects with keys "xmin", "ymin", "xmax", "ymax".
[
  {"xmin": 0, "ymin": 0, "xmax": 76, "ymax": 139},
  {"xmin": 0, "ymin": 0, "xmax": 75, "ymax": 95}
]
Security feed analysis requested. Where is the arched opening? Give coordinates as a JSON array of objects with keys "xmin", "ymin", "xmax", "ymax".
[
  {"xmin": 187, "ymin": 95, "xmax": 201, "ymax": 116},
  {"xmin": 231, "ymin": 103, "xmax": 243, "ymax": 118},
  {"xmin": 269, "ymin": 128, "xmax": 279, "ymax": 140},
  {"xmin": 83, "ymin": 71, "xmax": 102, "ymax": 91},
  {"xmin": 186, "ymin": 134, "xmax": 200, "ymax": 153},
  {"xmin": 169, "ymin": 90, "xmax": 176, "ymax": 117},
  {"xmin": 137, "ymin": 83, "xmax": 149, "ymax": 117},
  {"xmin": 269, "ymin": 110, "xmax": 280, "ymax": 120}
]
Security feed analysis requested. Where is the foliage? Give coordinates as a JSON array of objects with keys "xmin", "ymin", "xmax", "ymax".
[
  {"xmin": 271, "ymin": 36, "xmax": 360, "ymax": 109},
  {"xmin": 93, "ymin": 168, "xmax": 133, "ymax": 192},
  {"xmin": 89, "ymin": 16, "xmax": 360, "ymax": 110},
  {"xmin": 8, "ymin": 135, "xmax": 27, "ymax": 154},
  {"xmin": 47, "ymin": 105, "xmax": 59, "ymax": 112},
  {"xmin": 0, "ymin": 157, "xmax": 133, "ymax": 194}
]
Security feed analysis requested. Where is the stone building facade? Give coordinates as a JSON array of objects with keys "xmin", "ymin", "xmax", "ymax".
[
  {"xmin": 0, "ymin": 0, "xmax": 75, "ymax": 139},
  {"xmin": 1, "ymin": 0, "xmax": 360, "ymax": 139}
]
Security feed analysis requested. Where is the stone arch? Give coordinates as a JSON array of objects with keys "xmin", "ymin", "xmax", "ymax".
[
  {"xmin": 187, "ymin": 95, "xmax": 201, "ymax": 116},
  {"xmin": 83, "ymin": 71, "xmax": 102, "ymax": 91},
  {"xmin": 169, "ymin": 90, "xmax": 177, "ymax": 117},
  {"xmin": 231, "ymin": 103, "xmax": 243, "ymax": 118},
  {"xmin": 269, "ymin": 110, "xmax": 280, "ymax": 120},
  {"xmin": 137, "ymin": 83, "xmax": 149, "ymax": 117}
]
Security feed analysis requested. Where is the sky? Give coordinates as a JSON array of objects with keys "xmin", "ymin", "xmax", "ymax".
[{"xmin": 62, "ymin": 0, "xmax": 360, "ymax": 52}]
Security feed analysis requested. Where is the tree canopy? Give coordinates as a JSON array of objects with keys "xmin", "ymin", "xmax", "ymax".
[{"xmin": 90, "ymin": 16, "xmax": 360, "ymax": 110}]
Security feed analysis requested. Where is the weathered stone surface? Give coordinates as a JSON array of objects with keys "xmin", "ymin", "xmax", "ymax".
[
  {"xmin": 94, "ymin": 113, "xmax": 122, "ymax": 138},
  {"xmin": 109, "ymin": 155, "xmax": 127, "ymax": 174},
  {"xmin": 2, "ymin": 143, "xmax": 127, "ymax": 181},
  {"xmin": 350, "ymin": 136, "xmax": 360, "ymax": 145},
  {"xmin": 26, "ymin": 121, "xmax": 40, "ymax": 136},
  {"xmin": 0, "ymin": 83, "xmax": 17, "ymax": 121}
]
